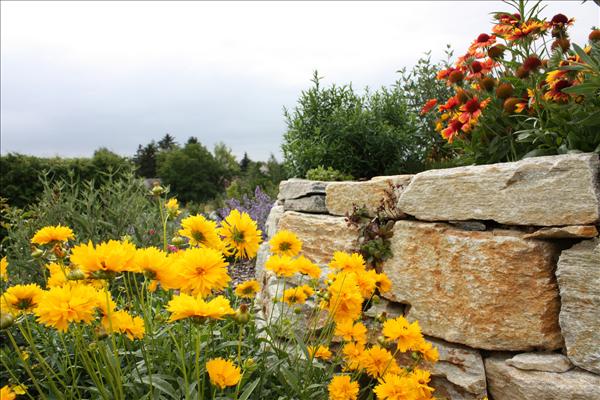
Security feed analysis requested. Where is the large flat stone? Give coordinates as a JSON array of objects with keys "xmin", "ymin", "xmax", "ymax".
[
  {"xmin": 276, "ymin": 211, "xmax": 358, "ymax": 266},
  {"xmin": 556, "ymin": 238, "xmax": 600, "ymax": 374},
  {"xmin": 428, "ymin": 337, "xmax": 487, "ymax": 400},
  {"xmin": 506, "ymin": 352, "xmax": 573, "ymax": 373},
  {"xmin": 264, "ymin": 205, "xmax": 284, "ymax": 239},
  {"xmin": 277, "ymin": 179, "xmax": 328, "ymax": 201},
  {"xmin": 485, "ymin": 356, "xmax": 600, "ymax": 400},
  {"xmin": 326, "ymin": 175, "xmax": 412, "ymax": 217},
  {"xmin": 382, "ymin": 221, "xmax": 563, "ymax": 351},
  {"xmin": 283, "ymin": 195, "xmax": 328, "ymax": 214},
  {"xmin": 397, "ymin": 153, "xmax": 600, "ymax": 226},
  {"xmin": 524, "ymin": 225, "xmax": 599, "ymax": 240}
]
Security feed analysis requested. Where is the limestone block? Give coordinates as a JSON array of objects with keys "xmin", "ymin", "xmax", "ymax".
[
  {"xmin": 283, "ymin": 195, "xmax": 328, "ymax": 214},
  {"xmin": 556, "ymin": 238, "xmax": 600, "ymax": 374},
  {"xmin": 485, "ymin": 356, "xmax": 600, "ymax": 400},
  {"xmin": 277, "ymin": 179, "xmax": 328, "ymax": 201},
  {"xmin": 506, "ymin": 352, "xmax": 573, "ymax": 373},
  {"xmin": 398, "ymin": 153, "xmax": 600, "ymax": 226},
  {"xmin": 524, "ymin": 225, "xmax": 599, "ymax": 240},
  {"xmin": 326, "ymin": 175, "xmax": 412, "ymax": 217},
  {"xmin": 382, "ymin": 220, "xmax": 563, "ymax": 351},
  {"xmin": 264, "ymin": 205, "xmax": 284, "ymax": 239}
]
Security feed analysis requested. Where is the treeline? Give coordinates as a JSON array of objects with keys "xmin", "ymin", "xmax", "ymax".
[{"xmin": 1, "ymin": 136, "xmax": 285, "ymax": 209}]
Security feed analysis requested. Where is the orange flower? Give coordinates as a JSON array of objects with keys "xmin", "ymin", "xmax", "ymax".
[
  {"xmin": 458, "ymin": 97, "xmax": 490, "ymax": 124},
  {"xmin": 469, "ymin": 33, "xmax": 496, "ymax": 51},
  {"xmin": 544, "ymin": 79, "xmax": 573, "ymax": 103},
  {"xmin": 438, "ymin": 96, "xmax": 460, "ymax": 112},
  {"xmin": 420, "ymin": 99, "xmax": 437, "ymax": 115},
  {"xmin": 505, "ymin": 19, "xmax": 548, "ymax": 41},
  {"xmin": 441, "ymin": 118, "xmax": 470, "ymax": 143}
]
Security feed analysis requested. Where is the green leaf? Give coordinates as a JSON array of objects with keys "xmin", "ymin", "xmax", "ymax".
[
  {"xmin": 139, "ymin": 375, "xmax": 179, "ymax": 400},
  {"xmin": 239, "ymin": 378, "xmax": 261, "ymax": 400}
]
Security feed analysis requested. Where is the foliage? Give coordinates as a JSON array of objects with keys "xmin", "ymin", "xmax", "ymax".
[
  {"xmin": 225, "ymin": 155, "xmax": 286, "ymax": 200},
  {"xmin": 0, "ymin": 149, "xmax": 134, "ymax": 210},
  {"xmin": 305, "ymin": 166, "xmax": 353, "ymax": 181},
  {"xmin": 0, "ymin": 196, "xmax": 438, "ymax": 400},
  {"xmin": 425, "ymin": 0, "xmax": 600, "ymax": 164},
  {"xmin": 157, "ymin": 142, "xmax": 225, "ymax": 204},
  {"xmin": 1, "ymin": 172, "xmax": 165, "ymax": 283},
  {"xmin": 282, "ymin": 71, "xmax": 426, "ymax": 179}
]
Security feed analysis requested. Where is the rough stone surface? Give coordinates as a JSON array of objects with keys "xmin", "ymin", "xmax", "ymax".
[
  {"xmin": 277, "ymin": 179, "xmax": 328, "ymax": 201},
  {"xmin": 277, "ymin": 211, "xmax": 358, "ymax": 266},
  {"xmin": 485, "ymin": 356, "xmax": 600, "ymax": 400},
  {"xmin": 506, "ymin": 352, "xmax": 574, "ymax": 373},
  {"xmin": 264, "ymin": 205, "xmax": 284, "ymax": 239},
  {"xmin": 283, "ymin": 195, "xmax": 328, "ymax": 213},
  {"xmin": 326, "ymin": 175, "xmax": 412, "ymax": 217},
  {"xmin": 427, "ymin": 337, "xmax": 487, "ymax": 399},
  {"xmin": 397, "ymin": 153, "xmax": 600, "ymax": 226},
  {"xmin": 556, "ymin": 238, "xmax": 600, "ymax": 374},
  {"xmin": 363, "ymin": 299, "xmax": 405, "ymax": 320},
  {"xmin": 524, "ymin": 225, "xmax": 599, "ymax": 240},
  {"xmin": 382, "ymin": 220, "xmax": 563, "ymax": 351}
]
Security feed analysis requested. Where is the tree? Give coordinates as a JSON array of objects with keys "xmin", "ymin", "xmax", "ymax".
[
  {"xmin": 187, "ymin": 136, "xmax": 199, "ymax": 145},
  {"xmin": 213, "ymin": 142, "xmax": 240, "ymax": 180},
  {"xmin": 157, "ymin": 141, "xmax": 224, "ymax": 203},
  {"xmin": 133, "ymin": 141, "xmax": 158, "ymax": 177},
  {"xmin": 239, "ymin": 152, "xmax": 250, "ymax": 172},
  {"xmin": 158, "ymin": 133, "xmax": 178, "ymax": 151}
]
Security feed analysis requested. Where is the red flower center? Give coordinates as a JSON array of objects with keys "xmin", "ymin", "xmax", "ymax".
[
  {"xmin": 471, "ymin": 61, "xmax": 483, "ymax": 73},
  {"xmin": 554, "ymin": 80, "xmax": 572, "ymax": 92},
  {"xmin": 464, "ymin": 99, "xmax": 481, "ymax": 113},
  {"xmin": 551, "ymin": 13, "xmax": 568, "ymax": 25},
  {"xmin": 477, "ymin": 33, "xmax": 491, "ymax": 43}
]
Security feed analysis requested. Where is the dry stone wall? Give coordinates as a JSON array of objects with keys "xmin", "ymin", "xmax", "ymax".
[{"xmin": 257, "ymin": 153, "xmax": 600, "ymax": 400}]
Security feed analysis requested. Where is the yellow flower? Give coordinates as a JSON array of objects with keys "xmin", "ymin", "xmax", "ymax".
[
  {"xmin": 178, "ymin": 215, "xmax": 223, "ymax": 249},
  {"xmin": 269, "ymin": 230, "xmax": 302, "ymax": 257},
  {"xmin": 165, "ymin": 198, "xmax": 181, "ymax": 218},
  {"xmin": 101, "ymin": 310, "xmax": 145, "ymax": 340},
  {"xmin": 171, "ymin": 247, "xmax": 230, "ymax": 296},
  {"xmin": 373, "ymin": 373, "xmax": 419, "ymax": 400},
  {"xmin": 415, "ymin": 338, "xmax": 439, "ymax": 363},
  {"xmin": 282, "ymin": 287, "xmax": 308, "ymax": 305},
  {"xmin": 205, "ymin": 358, "xmax": 241, "ymax": 389},
  {"xmin": 132, "ymin": 247, "xmax": 174, "ymax": 289},
  {"xmin": 360, "ymin": 346, "xmax": 400, "ymax": 378},
  {"xmin": 34, "ymin": 284, "xmax": 100, "ymax": 332},
  {"xmin": 329, "ymin": 252, "xmax": 366, "ymax": 274},
  {"xmin": 0, "ymin": 257, "xmax": 8, "ymax": 281},
  {"xmin": 335, "ymin": 320, "xmax": 367, "ymax": 344},
  {"xmin": 70, "ymin": 240, "xmax": 137, "ymax": 276},
  {"xmin": 382, "ymin": 316, "xmax": 424, "ymax": 353},
  {"xmin": 265, "ymin": 254, "xmax": 297, "ymax": 278},
  {"xmin": 218, "ymin": 210, "xmax": 262, "ymax": 259},
  {"xmin": 327, "ymin": 273, "xmax": 363, "ymax": 323},
  {"xmin": 0, "ymin": 385, "xmax": 16, "ymax": 400},
  {"xmin": 46, "ymin": 262, "xmax": 69, "ymax": 288},
  {"xmin": 166, "ymin": 294, "xmax": 234, "ymax": 322},
  {"xmin": 341, "ymin": 342, "xmax": 364, "ymax": 371},
  {"xmin": 293, "ymin": 256, "xmax": 321, "ymax": 279},
  {"xmin": 374, "ymin": 272, "xmax": 392, "ymax": 294},
  {"xmin": 12, "ymin": 384, "xmax": 26, "ymax": 395},
  {"xmin": 308, "ymin": 345, "xmax": 332, "ymax": 360},
  {"xmin": 31, "ymin": 225, "xmax": 74, "ymax": 245},
  {"xmin": 2, "ymin": 284, "xmax": 43, "ymax": 314},
  {"xmin": 355, "ymin": 270, "xmax": 378, "ymax": 299},
  {"xmin": 234, "ymin": 280, "xmax": 261, "ymax": 299},
  {"xmin": 328, "ymin": 375, "xmax": 359, "ymax": 400},
  {"xmin": 409, "ymin": 368, "xmax": 435, "ymax": 399}
]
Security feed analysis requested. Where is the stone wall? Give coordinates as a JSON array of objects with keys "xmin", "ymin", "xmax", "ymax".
[{"xmin": 257, "ymin": 153, "xmax": 600, "ymax": 400}]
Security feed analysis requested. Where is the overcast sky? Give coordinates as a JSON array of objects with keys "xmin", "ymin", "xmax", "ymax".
[{"xmin": 1, "ymin": 1, "xmax": 598, "ymax": 161}]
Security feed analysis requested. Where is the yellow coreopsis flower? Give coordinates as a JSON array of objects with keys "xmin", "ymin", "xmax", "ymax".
[
  {"xmin": 218, "ymin": 209, "xmax": 262, "ymax": 259},
  {"xmin": 234, "ymin": 280, "xmax": 261, "ymax": 299},
  {"xmin": 166, "ymin": 294, "xmax": 234, "ymax": 322},
  {"xmin": 360, "ymin": 346, "xmax": 401, "ymax": 378},
  {"xmin": 0, "ymin": 257, "xmax": 8, "ymax": 281},
  {"xmin": 382, "ymin": 316, "xmax": 424, "ymax": 353},
  {"xmin": 70, "ymin": 240, "xmax": 137, "ymax": 276},
  {"xmin": 269, "ymin": 230, "xmax": 302, "ymax": 257},
  {"xmin": 0, "ymin": 385, "xmax": 16, "ymax": 400},
  {"xmin": 46, "ymin": 262, "xmax": 68, "ymax": 288},
  {"xmin": 341, "ymin": 342, "xmax": 365, "ymax": 371},
  {"xmin": 293, "ymin": 255, "xmax": 321, "ymax": 279},
  {"xmin": 308, "ymin": 345, "xmax": 332, "ymax": 360},
  {"xmin": 415, "ymin": 337, "xmax": 439, "ymax": 363},
  {"xmin": 101, "ymin": 310, "xmax": 145, "ymax": 340},
  {"xmin": 265, "ymin": 254, "xmax": 297, "ymax": 278},
  {"xmin": 2, "ymin": 284, "xmax": 44, "ymax": 314},
  {"xmin": 206, "ymin": 358, "xmax": 241, "ymax": 389},
  {"xmin": 327, "ymin": 273, "xmax": 363, "ymax": 323},
  {"xmin": 373, "ymin": 373, "xmax": 420, "ymax": 400},
  {"xmin": 282, "ymin": 287, "xmax": 308, "ymax": 305},
  {"xmin": 31, "ymin": 225, "xmax": 74, "ymax": 245},
  {"xmin": 355, "ymin": 269, "xmax": 378, "ymax": 299},
  {"xmin": 409, "ymin": 368, "xmax": 435, "ymax": 399},
  {"xmin": 165, "ymin": 198, "xmax": 181, "ymax": 218},
  {"xmin": 34, "ymin": 284, "xmax": 101, "ymax": 332},
  {"xmin": 132, "ymin": 247, "xmax": 176, "ymax": 290},
  {"xmin": 374, "ymin": 272, "xmax": 392, "ymax": 294},
  {"xmin": 329, "ymin": 252, "xmax": 366, "ymax": 274},
  {"xmin": 334, "ymin": 320, "xmax": 367, "ymax": 344},
  {"xmin": 170, "ymin": 247, "xmax": 230, "ymax": 296},
  {"xmin": 328, "ymin": 375, "xmax": 359, "ymax": 400},
  {"xmin": 178, "ymin": 214, "xmax": 223, "ymax": 249}
]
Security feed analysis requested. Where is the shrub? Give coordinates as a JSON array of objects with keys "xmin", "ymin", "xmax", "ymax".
[
  {"xmin": 305, "ymin": 166, "xmax": 353, "ymax": 181},
  {"xmin": 424, "ymin": 0, "xmax": 600, "ymax": 164},
  {"xmin": 217, "ymin": 186, "xmax": 274, "ymax": 238},
  {"xmin": 282, "ymin": 71, "xmax": 424, "ymax": 179}
]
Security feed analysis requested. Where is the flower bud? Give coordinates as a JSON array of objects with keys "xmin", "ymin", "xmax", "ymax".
[
  {"xmin": 487, "ymin": 45, "xmax": 505, "ymax": 60},
  {"xmin": 479, "ymin": 77, "xmax": 496, "ymax": 91},
  {"xmin": 171, "ymin": 236, "xmax": 186, "ymax": 247},
  {"xmin": 448, "ymin": 70, "xmax": 464, "ymax": 84},
  {"xmin": 243, "ymin": 358, "xmax": 257, "ymax": 371},
  {"xmin": 456, "ymin": 89, "xmax": 470, "ymax": 104},
  {"xmin": 552, "ymin": 38, "xmax": 570, "ymax": 51},
  {"xmin": 377, "ymin": 335, "xmax": 386, "ymax": 346},
  {"xmin": 0, "ymin": 312, "xmax": 14, "ymax": 329},
  {"xmin": 503, "ymin": 97, "xmax": 522, "ymax": 114},
  {"xmin": 293, "ymin": 306, "xmax": 302, "ymax": 314},
  {"xmin": 371, "ymin": 294, "xmax": 381, "ymax": 305},
  {"xmin": 67, "ymin": 269, "xmax": 86, "ymax": 281},
  {"xmin": 121, "ymin": 235, "xmax": 133, "ymax": 243},
  {"xmin": 496, "ymin": 83, "xmax": 514, "ymax": 100},
  {"xmin": 151, "ymin": 184, "xmax": 166, "ymax": 196},
  {"xmin": 31, "ymin": 248, "xmax": 44, "ymax": 259},
  {"xmin": 515, "ymin": 66, "xmax": 529, "ymax": 79},
  {"xmin": 589, "ymin": 29, "xmax": 600, "ymax": 42}
]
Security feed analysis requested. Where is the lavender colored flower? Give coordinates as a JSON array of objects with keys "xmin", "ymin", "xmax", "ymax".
[{"xmin": 217, "ymin": 186, "xmax": 274, "ymax": 239}]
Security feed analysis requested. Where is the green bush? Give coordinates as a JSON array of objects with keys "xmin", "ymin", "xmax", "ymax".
[
  {"xmin": 305, "ymin": 166, "xmax": 353, "ymax": 181},
  {"xmin": 282, "ymin": 72, "xmax": 427, "ymax": 179}
]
